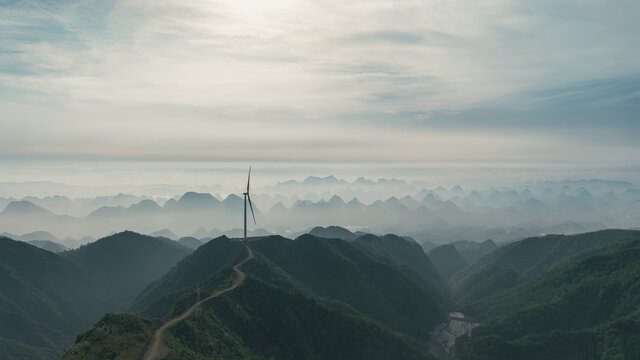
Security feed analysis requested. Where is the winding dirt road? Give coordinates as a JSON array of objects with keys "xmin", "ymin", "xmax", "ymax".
[{"xmin": 142, "ymin": 244, "xmax": 254, "ymax": 360}]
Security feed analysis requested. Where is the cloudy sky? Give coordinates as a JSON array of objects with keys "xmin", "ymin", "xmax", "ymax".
[{"xmin": 1, "ymin": 0, "xmax": 639, "ymax": 167}]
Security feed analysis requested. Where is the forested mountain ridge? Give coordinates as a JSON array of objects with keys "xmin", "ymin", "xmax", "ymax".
[
  {"xmin": 0, "ymin": 237, "xmax": 105, "ymax": 359},
  {"xmin": 62, "ymin": 231, "xmax": 193, "ymax": 306},
  {"xmin": 451, "ymin": 229, "xmax": 640, "ymax": 304},
  {"xmin": 0, "ymin": 232, "xmax": 193, "ymax": 360},
  {"xmin": 64, "ymin": 234, "xmax": 449, "ymax": 359},
  {"xmin": 454, "ymin": 237, "xmax": 640, "ymax": 360}
]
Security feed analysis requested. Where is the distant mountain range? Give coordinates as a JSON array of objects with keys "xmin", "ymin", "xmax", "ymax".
[
  {"xmin": 0, "ymin": 230, "xmax": 92, "ymax": 249},
  {"xmin": 273, "ymin": 175, "xmax": 406, "ymax": 187},
  {"xmin": 1, "ymin": 178, "xmax": 638, "ymax": 241}
]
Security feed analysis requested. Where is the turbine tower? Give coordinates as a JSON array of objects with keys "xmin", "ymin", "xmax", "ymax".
[
  {"xmin": 243, "ymin": 166, "xmax": 256, "ymax": 242},
  {"xmin": 195, "ymin": 283, "xmax": 201, "ymax": 315}
]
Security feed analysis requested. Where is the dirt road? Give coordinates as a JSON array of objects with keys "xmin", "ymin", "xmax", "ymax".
[{"xmin": 142, "ymin": 245, "xmax": 254, "ymax": 360}]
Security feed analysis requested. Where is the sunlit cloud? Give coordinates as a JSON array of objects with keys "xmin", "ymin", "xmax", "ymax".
[{"xmin": 0, "ymin": 0, "xmax": 638, "ymax": 164}]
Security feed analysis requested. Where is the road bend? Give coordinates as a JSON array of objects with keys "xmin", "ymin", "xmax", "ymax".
[{"xmin": 142, "ymin": 245, "xmax": 254, "ymax": 360}]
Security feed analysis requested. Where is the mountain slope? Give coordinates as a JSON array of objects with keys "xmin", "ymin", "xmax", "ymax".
[
  {"xmin": 452, "ymin": 229, "xmax": 640, "ymax": 303},
  {"xmin": 62, "ymin": 313, "xmax": 158, "ymax": 360},
  {"xmin": 454, "ymin": 238, "xmax": 640, "ymax": 360},
  {"xmin": 129, "ymin": 236, "xmax": 245, "ymax": 317},
  {"xmin": 177, "ymin": 236, "xmax": 202, "ymax": 249},
  {"xmin": 427, "ymin": 244, "xmax": 468, "ymax": 281},
  {"xmin": 452, "ymin": 239, "xmax": 497, "ymax": 264},
  {"xmin": 62, "ymin": 231, "xmax": 192, "ymax": 306},
  {"xmin": 0, "ymin": 237, "xmax": 107, "ymax": 359},
  {"xmin": 64, "ymin": 234, "xmax": 444, "ymax": 359},
  {"xmin": 308, "ymin": 225, "xmax": 358, "ymax": 241},
  {"xmin": 27, "ymin": 239, "xmax": 68, "ymax": 253},
  {"xmin": 164, "ymin": 276, "xmax": 431, "ymax": 360},
  {"xmin": 249, "ymin": 234, "xmax": 446, "ymax": 338},
  {"xmin": 353, "ymin": 233, "xmax": 449, "ymax": 297}
]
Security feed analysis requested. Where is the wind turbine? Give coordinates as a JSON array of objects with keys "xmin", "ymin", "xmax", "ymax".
[{"xmin": 243, "ymin": 166, "xmax": 256, "ymax": 242}]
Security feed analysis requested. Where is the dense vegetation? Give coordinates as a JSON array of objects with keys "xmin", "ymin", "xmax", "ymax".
[
  {"xmin": 63, "ymin": 231, "xmax": 192, "ymax": 306},
  {"xmin": 250, "ymin": 234, "xmax": 447, "ymax": 338},
  {"xmin": 452, "ymin": 230, "xmax": 640, "ymax": 303},
  {"xmin": 166, "ymin": 277, "xmax": 432, "ymax": 360},
  {"xmin": 353, "ymin": 233, "xmax": 449, "ymax": 297},
  {"xmin": 62, "ymin": 313, "xmax": 157, "ymax": 360},
  {"xmin": 65, "ymin": 234, "xmax": 446, "ymax": 359},
  {"xmin": 130, "ymin": 236, "xmax": 246, "ymax": 319},
  {"xmin": 453, "ymin": 231, "xmax": 640, "ymax": 360},
  {"xmin": 9, "ymin": 227, "xmax": 640, "ymax": 360},
  {"xmin": 0, "ymin": 237, "xmax": 104, "ymax": 359},
  {"xmin": 0, "ymin": 232, "xmax": 192, "ymax": 360}
]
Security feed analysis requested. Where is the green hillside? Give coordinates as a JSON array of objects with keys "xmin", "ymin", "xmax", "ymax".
[
  {"xmin": 64, "ymin": 234, "xmax": 445, "ymax": 359},
  {"xmin": 164, "ymin": 276, "xmax": 431, "ymax": 360},
  {"xmin": 63, "ymin": 231, "xmax": 192, "ymax": 306},
  {"xmin": 0, "ymin": 237, "xmax": 106, "ymax": 360},
  {"xmin": 62, "ymin": 313, "xmax": 158, "ymax": 360},
  {"xmin": 454, "ymin": 238, "xmax": 640, "ymax": 360},
  {"xmin": 452, "ymin": 229, "xmax": 640, "ymax": 303},
  {"xmin": 129, "ymin": 235, "xmax": 246, "ymax": 317},
  {"xmin": 0, "ymin": 232, "xmax": 193, "ymax": 360},
  {"xmin": 353, "ymin": 233, "xmax": 449, "ymax": 297},
  {"xmin": 250, "ymin": 234, "xmax": 447, "ymax": 338}
]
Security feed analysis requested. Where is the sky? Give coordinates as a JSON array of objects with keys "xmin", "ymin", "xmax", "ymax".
[{"xmin": 1, "ymin": 0, "xmax": 639, "ymax": 175}]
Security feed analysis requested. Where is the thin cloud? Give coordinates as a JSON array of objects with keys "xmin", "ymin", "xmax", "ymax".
[{"xmin": 0, "ymin": 0, "xmax": 638, "ymax": 165}]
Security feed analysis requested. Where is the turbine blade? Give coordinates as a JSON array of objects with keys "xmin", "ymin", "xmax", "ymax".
[
  {"xmin": 247, "ymin": 166, "xmax": 251, "ymax": 193},
  {"xmin": 248, "ymin": 195, "xmax": 256, "ymax": 225}
]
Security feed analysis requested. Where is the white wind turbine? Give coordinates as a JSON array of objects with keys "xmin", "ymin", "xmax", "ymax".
[{"xmin": 243, "ymin": 166, "xmax": 256, "ymax": 242}]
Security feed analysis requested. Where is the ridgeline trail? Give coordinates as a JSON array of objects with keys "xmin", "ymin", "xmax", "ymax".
[{"xmin": 142, "ymin": 244, "xmax": 254, "ymax": 360}]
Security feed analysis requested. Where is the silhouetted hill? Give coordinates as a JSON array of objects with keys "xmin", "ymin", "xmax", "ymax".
[
  {"xmin": 27, "ymin": 239, "xmax": 67, "ymax": 253},
  {"xmin": 303, "ymin": 175, "xmax": 348, "ymax": 185},
  {"xmin": 452, "ymin": 229, "xmax": 640, "ymax": 303},
  {"xmin": 250, "ymin": 234, "xmax": 446, "ymax": 338},
  {"xmin": 454, "ymin": 237, "xmax": 640, "ymax": 360},
  {"xmin": 62, "ymin": 231, "xmax": 192, "ymax": 306},
  {"xmin": 0, "ymin": 237, "xmax": 108, "ymax": 359},
  {"xmin": 18, "ymin": 230, "xmax": 58, "ymax": 242},
  {"xmin": 177, "ymin": 236, "xmax": 202, "ymax": 249},
  {"xmin": 308, "ymin": 225, "xmax": 357, "ymax": 241},
  {"xmin": 173, "ymin": 191, "xmax": 219, "ymax": 210},
  {"xmin": 149, "ymin": 228, "xmax": 178, "ymax": 240},
  {"xmin": 427, "ymin": 244, "xmax": 468, "ymax": 280},
  {"xmin": 452, "ymin": 239, "xmax": 497, "ymax": 264},
  {"xmin": 1, "ymin": 200, "xmax": 50, "ymax": 215},
  {"xmin": 353, "ymin": 233, "xmax": 449, "ymax": 297}
]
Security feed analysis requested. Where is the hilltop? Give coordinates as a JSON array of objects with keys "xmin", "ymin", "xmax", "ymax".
[{"xmin": 64, "ymin": 233, "xmax": 449, "ymax": 359}]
